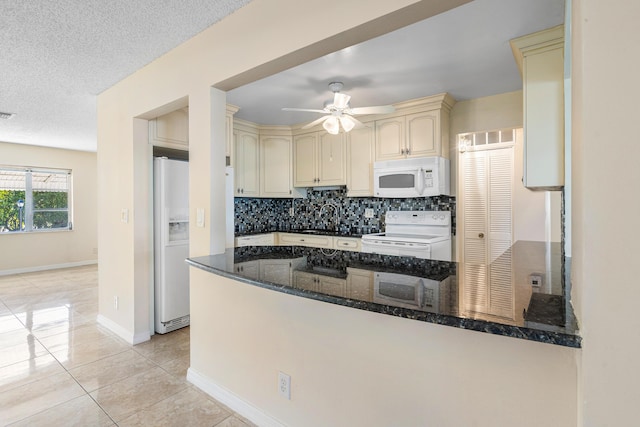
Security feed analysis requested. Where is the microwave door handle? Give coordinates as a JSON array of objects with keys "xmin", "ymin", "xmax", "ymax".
[{"xmin": 415, "ymin": 168, "xmax": 425, "ymax": 195}]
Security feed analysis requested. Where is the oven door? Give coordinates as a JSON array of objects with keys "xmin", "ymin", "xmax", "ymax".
[
  {"xmin": 374, "ymin": 272, "xmax": 424, "ymax": 309},
  {"xmin": 361, "ymin": 239, "xmax": 431, "ymax": 259}
]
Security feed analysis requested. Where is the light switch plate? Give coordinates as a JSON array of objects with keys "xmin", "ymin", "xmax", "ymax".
[
  {"xmin": 364, "ymin": 208, "xmax": 375, "ymax": 218},
  {"xmin": 196, "ymin": 208, "xmax": 205, "ymax": 227},
  {"xmin": 120, "ymin": 209, "xmax": 129, "ymax": 223}
]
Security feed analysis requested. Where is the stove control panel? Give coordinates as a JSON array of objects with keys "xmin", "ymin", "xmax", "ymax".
[{"xmin": 385, "ymin": 210, "xmax": 450, "ymax": 226}]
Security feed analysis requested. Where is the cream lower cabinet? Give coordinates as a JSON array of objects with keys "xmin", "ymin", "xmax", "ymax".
[
  {"xmin": 292, "ymin": 271, "xmax": 346, "ymax": 297},
  {"xmin": 346, "ymin": 268, "xmax": 373, "ymax": 301},
  {"xmin": 233, "ymin": 260, "xmax": 260, "ymax": 280},
  {"xmin": 346, "ymin": 124, "xmax": 374, "ymax": 196},
  {"xmin": 293, "ymin": 131, "xmax": 346, "ymax": 187},
  {"xmin": 234, "ymin": 129, "xmax": 260, "ymax": 197}
]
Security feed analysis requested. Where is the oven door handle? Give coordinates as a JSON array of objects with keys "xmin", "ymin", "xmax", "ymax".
[{"xmin": 417, "ymin": 279, "xmax": 424, "ymax": 308}]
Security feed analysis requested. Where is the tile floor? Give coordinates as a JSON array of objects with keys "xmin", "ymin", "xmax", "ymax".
[{"xmin": 0, "ymin": 265, "xmax": 255, "ymax": 427}]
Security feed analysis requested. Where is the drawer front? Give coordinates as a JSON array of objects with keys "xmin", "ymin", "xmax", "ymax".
[
  {"xmin": 278, "ymin": 233, "xmax": 333, "ymax": 248},
  {"xmin": 334, "ymin": 237, "xmax": 362, "ymax": 252},
  {"xmin": 235, "ymin": 233, "xmax": 275, "ymax": 247}
]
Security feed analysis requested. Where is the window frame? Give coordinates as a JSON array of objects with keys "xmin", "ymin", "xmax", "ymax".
[{"xmin": 0, "ymin": 165, "xmax": 73, "ymax": 234}]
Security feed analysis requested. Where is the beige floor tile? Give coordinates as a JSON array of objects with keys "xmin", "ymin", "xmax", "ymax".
[
  {"xmin": 160, "ymin": 355, "xmax": 190, "ymax": 381},
  {"xmin": 37, "ymin": 323, "xmax": 116, "ymax": 353},
  {"xmin": 50, "ymin": 334, "xmax": 131, "ymax": 369},
  {"xmin": 0, "ymin": 339, "xmax": 48, "ymax": 369},
  {"xmin": 0, "ymin": 354, "xmax": 65, "ymax": 392},
  {"xmin": 134, "ymin": 331, "xmax": 190, "ymax": 365},
  {"xmin": 0, "ymin": 327, "xmax": 34, "ymax": 350},
  {"xmin": 7, "ymin": 394, "xmax": 115, "ymax": 427},
  {"xmin": 0, "ymin": 315, "xmax": 28, "ymax": 334},
  {"xmin": 215, "ymin": 414, "xmax": 256, "ymax": 427},
  {"xmin": 0, "ymin": 371, "xmax": 85, "ymax": 425},
  {"xmin": 90, "ymin": 366, "xmax": 189, "ymax": 422},
  {"xmin": 69, "ymin": 349, "xmax": 157, "ymax": 392},
  {"xmin": 28, "ymin": 312, "xmax": 94, "ymax": 339},
  {"xmin": 117, "ymin": 387, "xmax": 232, "ymax": 427}
]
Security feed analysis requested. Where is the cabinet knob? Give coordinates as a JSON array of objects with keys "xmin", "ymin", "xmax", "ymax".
[
  {"xmin": 478, "ymin": 233, "xmax": 484, "ymax": 238},
  {"xmin": 241, "ymin": 188, "xmax": 244, "ymax": 194}
]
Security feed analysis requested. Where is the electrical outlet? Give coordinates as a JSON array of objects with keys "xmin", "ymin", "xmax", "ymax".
[
  {"xmin": 289, "ymin": 207, "xmax": 294, "ymax": 217},
  {"xmin": 278, "ymin": 371, "xmax": 291, "ymax": 400},
  {"xmin": 114, "ymin": 296, "xmax": 119, "ymax": 310},
  {"xmin": 530, "ymin": 274, "xmax": 543, "ymax": 287},
  {"xmin": 364, "ymin": 208, "xmax": 375, "ymax": 218}
]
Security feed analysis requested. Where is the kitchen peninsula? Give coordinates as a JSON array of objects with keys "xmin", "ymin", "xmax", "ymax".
[{"xmin": 187, "ymin": 241, "xmax": 580, "ymax": 348}]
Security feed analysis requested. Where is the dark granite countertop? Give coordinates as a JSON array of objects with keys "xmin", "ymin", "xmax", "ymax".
[
  {"xmin": 187, "ymin": 241, "xmax": 580, "ymax": 348},
  {"xmin": 234, "ymin": 229, "xmax": 365, "ymax": 238}
]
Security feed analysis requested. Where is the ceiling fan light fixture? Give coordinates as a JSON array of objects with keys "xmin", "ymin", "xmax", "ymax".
[
  {"xmin": 339, "ymin": 115, "xmax": 356, "ymax": 132},
  {"xmin": 323, "ymin": 116, "xmax": 340, "ymax": 134}
]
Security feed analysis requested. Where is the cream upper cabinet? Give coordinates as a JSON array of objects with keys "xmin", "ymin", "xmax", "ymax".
[
  {"xmin": 260, "ymin": 134, "xmax": 296, "ymax": 198},
  {"xmin": 510, "ymin": 25, "xmax": 564, "ymax": 190},
  {"xmin": 375, "ymin": 111, "xmax": 440, "ymax": 160},
  {"xmin": 148, "ymin": 108, "xmax": 189, "ymax": 150},
  {"xmin": 234, "ymin": 129, "xmax": 260, "ymax": 197},
  {"xmin": 293, "ymin": 133, "xmax": 317, "ymax": 187},
  {"xmin": 346, "ymin": 124, "xmax": 374, "ymax": 196},
  {"xmin": 374, "ymin": 93, "xmax": 454, "ymax": 161},
  {"xmin": 293, "ymin": 131, "xmax": 346, "ymax": 187}
]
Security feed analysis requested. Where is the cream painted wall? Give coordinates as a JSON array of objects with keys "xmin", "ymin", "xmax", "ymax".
[
  {"xmin": 96, "ymin": 0, "xmax": 470, "ymax": 340},
  {"xmin": 572, "ymin": 0, "xmax": 640, "ymax": 425},
  {"xmin": 0, "ymin": 141, "xmax": 97, "ymax": 274},
  {"xmin": 190, "ymin": 269, "xmax": 577, "ymax": 427}
]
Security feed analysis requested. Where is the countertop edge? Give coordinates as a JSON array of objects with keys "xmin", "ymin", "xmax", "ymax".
[{"xmin": 186, "ymin": 257, "xmax": 582, "ymax": 349}]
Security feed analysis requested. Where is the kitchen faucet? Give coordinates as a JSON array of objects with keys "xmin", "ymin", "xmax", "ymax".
[{"xmin": 318, "ymin": 202, "xmax": 339, "ymax": 231}]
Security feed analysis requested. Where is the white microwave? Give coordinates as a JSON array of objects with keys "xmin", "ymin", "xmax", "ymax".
[
  {"xmin": 373, "ymin": 272, "xmax": 443, "ymax": 313},
  {"xmin": 373, "ymin": 156, "xmax": 450, "ymax": 198}
]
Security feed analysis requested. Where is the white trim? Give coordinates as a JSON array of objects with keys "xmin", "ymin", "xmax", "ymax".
[
  {"xmin": 187, "ymin": 367, "xmax": 284, "ymax": 427},
  {"xmin": 0, "ymin": 259, "xmax": 97, "ymax": 276},
  {"xmin": 96, "ymin": 314, "xmax": 151, "ymax": 345}
]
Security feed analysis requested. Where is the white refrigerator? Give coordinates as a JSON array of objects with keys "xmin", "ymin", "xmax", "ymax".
[{"xmin": 154, "ymin": 157, "xmax": 190, "ymax": 334}]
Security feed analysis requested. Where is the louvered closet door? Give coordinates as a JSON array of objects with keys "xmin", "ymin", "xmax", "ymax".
[{"xmin": 461, "ymin": 146, "xmax": 514, "ymax": 319}]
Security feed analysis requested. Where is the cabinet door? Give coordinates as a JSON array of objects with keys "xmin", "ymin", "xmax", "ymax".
[
  {"xmin": 260, "ymin": 259, "xmax": 292, "ymax": 286},
  {"xmin": 261, "ymin": 135, "xmax": 293, "ymax": 197},
  {"xmin": 293, "ymin": 271, "xmax": 318, "ymax": 292},
  {"xmin": 293, "ymin": 133, "xmax": 317, "ymax": 187},
  {"xmin": 346, "ymin": 125, "xmax": 374, "ymax": 197},
  {"xmin": 234, "ymin": 130, "xmax": 260, "ymax": 197},
  {"xmin": 234, "ymin": 260, "xmax": 260, "ymax": 280},
  {"xmin": 317, "ymin": 132, "xmax": 346, "ymax": 185},
  {"xmin": 347, "ymin": 268, "xmax": 373, "ymax": 301},
  {"xmin": 375, "ymin": 117, "xmax": 405, "ymax": 160},
  {"xmin": 406, "ymin": 111, "xmax": 438, "ymax": 157},
  {"xmin": 149, "ymin": 109, "xmax": 189, "ymax": 149},
  {"xmin": 319, "ymin": 276, "xmax": 347, "ymax": 297}
]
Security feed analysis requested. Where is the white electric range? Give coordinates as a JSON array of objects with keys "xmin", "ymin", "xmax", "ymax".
[{"xmin": 361, "ymin": 210, "xmax": 452, "ymax": 261}]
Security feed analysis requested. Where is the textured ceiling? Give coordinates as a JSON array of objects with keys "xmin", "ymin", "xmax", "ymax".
[
  {"xmin": 0, "ymin": 0, "xmax": 564, "ymax": 153},
  {"xmin": 0, "ymin": 0, "xmax": 252, "ymax": 152}
]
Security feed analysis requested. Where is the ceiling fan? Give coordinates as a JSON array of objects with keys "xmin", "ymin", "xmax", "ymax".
[{"xmin": 282, "ymin": 82, "xmax": 396, "ymax": 134}]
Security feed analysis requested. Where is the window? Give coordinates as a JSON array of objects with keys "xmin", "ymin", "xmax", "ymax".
[{"xmin": 0, "ymin": 166, "xmax": 72, "ymax": 233}]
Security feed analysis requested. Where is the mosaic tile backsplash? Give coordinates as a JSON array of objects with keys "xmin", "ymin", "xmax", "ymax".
[{"xmin": 234, "ymin": 188, "xmax": 456, "ymax": 236}]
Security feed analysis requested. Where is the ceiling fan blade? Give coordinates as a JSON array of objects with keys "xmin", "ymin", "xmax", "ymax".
[
  {"xmin": 333, "ymin": 93, "xmax": 351, "ymax": 109},
  {"xmin": 349, "ymin": 116, "xmax": 366, "ymax": 128},
  {"xmin": 282, "ymin": 107, "xmax": 327, "ymax": 113},
  {"xmin": 302, "ymin": 115, "xmax": 330, "ymax": 129},
  {"xmin": 349, "ymin": 105, "xmax": 396, "ymax": 115}
]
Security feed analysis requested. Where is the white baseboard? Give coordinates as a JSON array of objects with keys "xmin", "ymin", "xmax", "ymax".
[
  {"xmin": 187, "ymin": 368, "xmax": 284, "ymax": 427},
  {"xmin": 0, "ymin": 259, "xmax": 97, "ymax": 276},
  {"xmin": 96, "ymin": 314, "xmax": 151, "ymax": 345}
]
